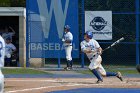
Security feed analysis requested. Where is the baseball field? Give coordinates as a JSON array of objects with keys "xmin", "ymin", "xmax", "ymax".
[{"xmin": 3, "ymin": 66, "xmax": 140, "ymax": 93}]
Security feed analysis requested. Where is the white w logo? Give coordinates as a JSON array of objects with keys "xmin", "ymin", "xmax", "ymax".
[{"xmin": 37, "ymin": 0, "xmax": 69, "ymax": 39}]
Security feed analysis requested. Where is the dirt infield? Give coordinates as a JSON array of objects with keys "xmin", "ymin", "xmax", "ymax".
[{"xmin": 4, "ymin": 77, "xmax": 140, "ymax": 93}]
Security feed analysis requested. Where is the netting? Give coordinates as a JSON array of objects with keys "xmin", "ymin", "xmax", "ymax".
[
  {"xmin": 81, "ymin": 0, "xmax": 138, "ymax": 66},
  {"xmin": 27, "ymin": 0, "xmax": 140, "ymax": 68}
]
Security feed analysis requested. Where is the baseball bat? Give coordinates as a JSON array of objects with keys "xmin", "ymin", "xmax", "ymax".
[{"xmin": 102, "ymin": 37, "xmax": 124, "ymax": 52}]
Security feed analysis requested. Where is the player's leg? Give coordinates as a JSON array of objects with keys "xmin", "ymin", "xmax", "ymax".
[
  {"xmin": 64, "ymin": 46, "xmax": 72, "ymax": 70},
  {"xmin": 97, "ymin": 64, "xmax": 118, "ymax": 77},
  {"xmin": 5, "ymin": 58, "xmax": 11, "ymax": 67},
  {"xmin": 89, "ymin": 55, "xmax": 103, "ymax": 83},
  {"xmin": 67, "ymin": 46, "xmax": 73, "ymax": 68},
  {"xmin": 106, "ymin": 71, "xmax": 123, "ymax": 81},
  {"xmin": 116, "ymin": 72, "xmax": 123, "ymax": 81},
  {"xmin": 97, "ymin": 64, "xmax": 106, "ymax": 77},
  {"xmin": 98, "ymin": 64, "xmax": 123, "ymax": 81},
  {"xmin": 89, "ymin": 61, "xmax": 103, "ymax": 83},
  {"xmin": 65, "ymin": 47, "xmax": 70, "ymax": 68}
]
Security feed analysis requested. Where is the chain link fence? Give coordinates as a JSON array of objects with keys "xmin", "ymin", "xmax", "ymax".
[
  {"xmin": 79, "ymin": 0, "xmax": 139, "ymax": 67},
  {"xmin": 28, "ymin": 0, "xmax": 139, "ymax": 68}
]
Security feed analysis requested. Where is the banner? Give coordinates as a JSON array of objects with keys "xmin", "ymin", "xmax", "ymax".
[
  {"xmin": 27, "ymin": 0, "xmax": 79, "ymax": 58},
  {"xmin": 85, "ymin": 11, "xmax": 112, "ymax": 40}
]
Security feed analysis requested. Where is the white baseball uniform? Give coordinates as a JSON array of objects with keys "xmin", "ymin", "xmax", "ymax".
[
  {"xmin": 0, "ymin": 35, "xmax": 5, "ymax": 93},
  {"xmin": 5, "ymin": 43, "xmax": 16, "ymax": 58},
  {"xmin": 62, "ymin": 32, "xmax": 73, "ymax": 61},
  {"xmin": 80, "ymin": 39, "xmax": 106, "ymax": 75}
]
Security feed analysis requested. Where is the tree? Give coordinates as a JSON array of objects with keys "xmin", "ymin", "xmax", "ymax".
[
  {"xmin": 0, "ymin": 0, "xmax": 11, "ymax": 6},
  {"xmin": 10, "ymin": 0, "xmax": 26, "ymax": 7},
  {"xmin": 0, "ymin": 0, "xmax": 25, "ymax": 7}
]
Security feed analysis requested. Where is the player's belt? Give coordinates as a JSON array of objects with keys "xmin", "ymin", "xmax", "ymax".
[
  {"xmin": 65, "ymin": 45, "xmax": 72, "ymax": 47},
  {"xmin": 89, "ymin": 55, "xmax": 96, "ymax": 60}
]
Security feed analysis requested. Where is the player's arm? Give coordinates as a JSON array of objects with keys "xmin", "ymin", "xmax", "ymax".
[
  {"xmin": 94, "ymin": 40, "xmax": 102, "ymax": 55},
  {"xmin": 80, "ymin": 42, "xmax": 92, "ymax": 53},
  {"xmin": 11, "ymin": 44, "xmax": 17, "ymax": 53},
  {"xmin": 83, "ymin": 49, "xmax": 92, "ymax": 53},
  {"xmin": 62, "ymin": 38, "xmax": 72, "ymax": 43},
  {"xmin": 13, "ymin": 48, "xmax": 16, "ymax": 52},
  {"xmin": 9, "ymin": 26, "xmax": 15, "ymax": 35},
  {"xmin": 62, "ymin": 33, "xmax": 73, "ymax": 43},
  {"xmin": 96, "ymin": 47, "xmax": 102, "ymax": 55},
  {"xmin": 64, "ymin": 40, "xmax": 72, "ymax": 43}
]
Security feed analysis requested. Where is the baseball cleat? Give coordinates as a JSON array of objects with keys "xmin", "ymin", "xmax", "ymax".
[
  {"xmin": 96, "ymin": 80, "xmax": 103, "ymax": 84},
  {"xmin": 64, "ymin": 67, "xmax": 71, "ymax": 71},
  {"xmin": 116, "ymin": 71, "xmax": 123, "ymax": 81}
]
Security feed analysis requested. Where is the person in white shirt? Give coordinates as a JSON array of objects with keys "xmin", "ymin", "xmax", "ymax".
[
  {"xmin": 0, "ymin": 35, "xmax": 5, "ymax": 93},
  {"xmin": 62, "ymin": 25, "xmax": 73, "ymax": 70},
  {"xmin": 2, "ymin": 26, "xmax": 15, "ymax": 41},
  {"xmin": 5, "ymin": 37, "xmax": 16, "ymax": 66},
  {"xmin": 80, "ymin": 31, "xmax": 123, "ymax": 83}
]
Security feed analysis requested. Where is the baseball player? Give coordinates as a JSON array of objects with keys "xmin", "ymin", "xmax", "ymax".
[
  {"xmin": 0, "ymin": 35, "xmax": 5, "ymax": 93},
  {"xmin": 80, "ymin": 31, "xmax": 123, "ymax": 83},
  {"xmin": 62, "ymin": 25, "xmax": 73, "ymax": 70},
  {"xmin": 5, "ymin": 37, "xmax": 16, "ymax": 66}
]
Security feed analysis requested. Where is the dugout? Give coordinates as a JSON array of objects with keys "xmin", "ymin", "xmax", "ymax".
[{"xmin": 0, "ymin": 7, "xmax": 26, "ymax": 67}]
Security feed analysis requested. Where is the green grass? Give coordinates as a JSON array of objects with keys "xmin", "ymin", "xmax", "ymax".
[
  {"xmin": 106, "ymin": 68, "xmax": 139, "ymax": 74},
  {"xmin": 77, "ymin": 68, "xmax": 139, "ymax": 75},
  {"xmin": 2, "ymin": 68, "xmax": 50, "ymax": 74}
]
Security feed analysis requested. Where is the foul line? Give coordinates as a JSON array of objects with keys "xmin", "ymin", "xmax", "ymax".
[
  {"xmin": 5, "ymin": 83, "xmax": 89, "ymax": 93},
  {"xmin": 5, "ymin": 79, "xmax": 136, "ymax": 93},
  {"xmin": 6, "ymin": 80, "xmax": 56, "ymax": 82}
]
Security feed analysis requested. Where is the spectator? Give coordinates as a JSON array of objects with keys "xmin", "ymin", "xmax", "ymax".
[
  {"xmin": 2, "ymin": 26, "xmax": 15, "ymax": 41},
  {"xmin": 5, "ymin": 37, "xmax": 16, "ymax": 66}
]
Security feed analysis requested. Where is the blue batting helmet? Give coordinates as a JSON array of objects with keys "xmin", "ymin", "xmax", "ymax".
[
  {"xmin": 85, "ymin": 31, "xmax": 93, "ymax": 39},
  {"xmin": 64, "ymin": 25, "xmax": 70, "ymax": 30}
]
